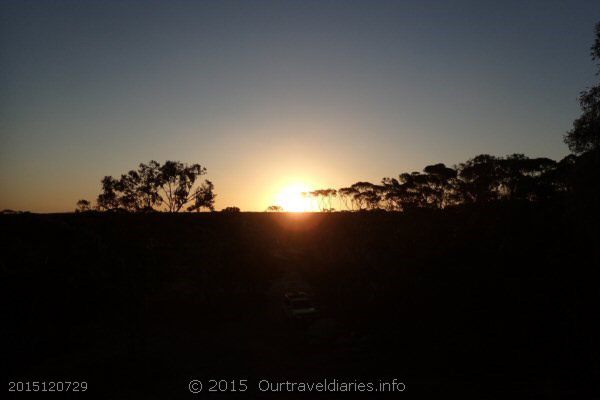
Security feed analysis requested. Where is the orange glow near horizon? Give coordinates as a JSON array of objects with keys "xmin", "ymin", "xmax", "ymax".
[{"xmin": 274, "ymin": 182, "xmax": 318, "ymax": 212}]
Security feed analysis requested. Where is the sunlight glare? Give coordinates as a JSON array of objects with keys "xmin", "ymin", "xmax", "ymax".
[{"xmin": 274, "ymin": 183, "xmax": 315, "ymax": 212}]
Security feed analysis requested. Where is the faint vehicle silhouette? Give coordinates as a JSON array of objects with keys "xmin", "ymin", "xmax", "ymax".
[{"xmin": 282, "ymin": 292, "xmax": 318, "ymax": 320}]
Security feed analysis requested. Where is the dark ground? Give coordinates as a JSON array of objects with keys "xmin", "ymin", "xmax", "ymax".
[{"xmin": 2, "ymin": 202, "xmax": 599, "ymax": 398}]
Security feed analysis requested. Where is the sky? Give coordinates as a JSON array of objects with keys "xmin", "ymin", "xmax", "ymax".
[{"xmin": 1, "ymin": 0, "xmax": 599, "ymax": 212}]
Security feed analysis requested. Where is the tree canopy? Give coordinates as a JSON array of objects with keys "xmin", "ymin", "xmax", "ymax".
[{"xmin": 93, "ymin": 160, "xmax": 215, "ymax": 212}]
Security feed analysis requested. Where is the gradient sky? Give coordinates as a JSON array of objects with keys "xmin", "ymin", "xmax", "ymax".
[{"xmin": 1, "ymin": 0, "xmax": 599, "ymax": 212}]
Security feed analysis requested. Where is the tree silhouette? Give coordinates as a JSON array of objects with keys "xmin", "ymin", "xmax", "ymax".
[
  {"xmin": 308, "ymin": 190, "xmax": 323, "ymax": 211},
  {"xmin": 266, "ymin": 205, "xmax": 283, "ymax": 212},
  {"xmin": 95, "ymin": 161, "xmax": 215, "ymax": 212},
  {"xmin": 187, "ymin": 180, "xmax": 215, "ymax": 212},
  {"xmin": 565, "ymin": 22, "xmax": 600, "ymax": 154},
  {"xmin": 97, "ymin": 176, "xmax": 120, "ymax": 211},
  {"xmin": 348, "ymin": 182, "xmax": 381, "ymax": 210},
  {"xmin": 309, "ymin": 189, "xmax": 337, "ymax": 211},
  {"xmin": 381, "ymin": 173, "xmax": 433, "ymax": 211},
  {"xmin": 117, "ymin": 169, "xmax": 144, "ymax": 211},
  {"xmin": 75, "ymin": 199, "xmax": 92, "ymax": 213},
  {"xmin": 497, "ymin": 155, "xmax": 557, "ymax": 201},
  {"xmin": 454, "ymin": 154, "xmax": 559, "ymax": 203},
  {"xmin": 137, "ymin": 160, "xmax": 163, "ymax": 210},
  {"xmin": 337, "ymin": 187, "xmax": 356, "ymax": 210},
  {"xmin": 159, "ymin": 161, "xmax": 210, "ymax": 212},
  {"xmin": 422, "ymin": 163, "xmax": 458, "ymax": 208},
  {"xmin": 324, "ymin": 189, "xmax": 337, "ymax": 211},
  {"xmin": 458, "ymin": 155, "xmax": 503, "ymax": 203}
]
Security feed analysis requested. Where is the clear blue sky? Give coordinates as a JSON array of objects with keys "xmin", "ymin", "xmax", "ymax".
[{"xmin": 1, "ymin": 0, "xmax": 598, "ymax": 211}]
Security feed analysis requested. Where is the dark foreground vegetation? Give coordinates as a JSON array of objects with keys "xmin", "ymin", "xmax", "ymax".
[{"xmin": 2, "ymin": 190, "xmax": 599, "ymax": 397}]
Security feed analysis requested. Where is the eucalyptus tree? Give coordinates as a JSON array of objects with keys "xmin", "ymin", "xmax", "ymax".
[
  {"xmin": 350, "ymin": 182, "xmax": 382, "ymax": 210},
  {"xmin": 97, "ymin": 176, "xmax": 120, "ymax": 211},
  {"xmin": 337, "ymin": 187, "xmax": 357, "ymax": 211},
  {"xmin": 95, "ymin": 160, "xmax": 215, "ymax": 212},
  {"xmin": 422, "ymin": 163, "xmax": 458, "ymax": 208},
  {"xmin": 158, "ymin": 161, "xmax": 209, "ymax": 212},
  {"xmin": 187, "ymin": 180, "xmax": 215, "ymax": 212},
  {"xmin": 323, "ymin": 189, "xmax": 337, "ymax": 211}
]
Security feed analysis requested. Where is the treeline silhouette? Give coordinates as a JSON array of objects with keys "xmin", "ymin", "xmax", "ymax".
[
  {"xmin": 304, "ymin": 153, "xmax": 575, "ymax": 212},
  {"xmin": 82, "ymin": 152, "xmax": 589, "ymax": 214},
  {"xmin": 304, "ymin": 22, "xmax": 600, "ymax": 213}
]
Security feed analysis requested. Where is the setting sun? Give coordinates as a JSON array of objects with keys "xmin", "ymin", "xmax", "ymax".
[{"xmin": 274, "ymin": 183, "xmax": 316, "ymax": 212}]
